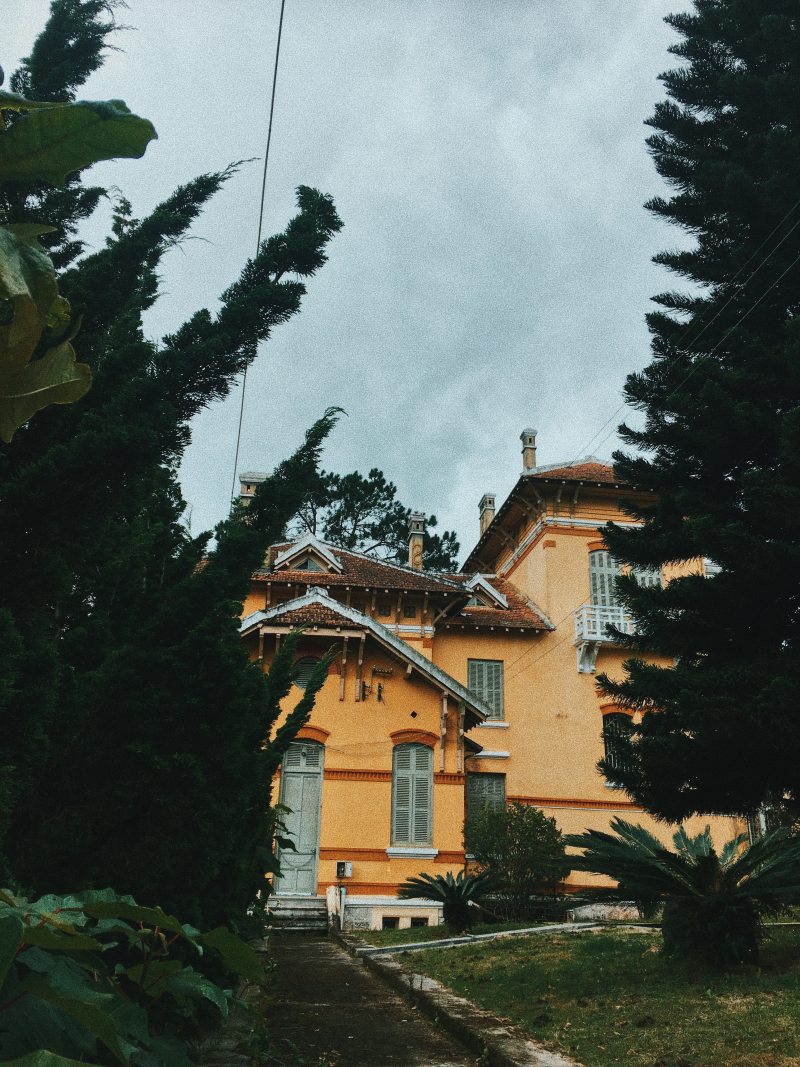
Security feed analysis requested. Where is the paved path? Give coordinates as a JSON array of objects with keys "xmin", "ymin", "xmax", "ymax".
[{"xmin": 265, "ymin": 934, "xmax": 478, "ymax": 1066}]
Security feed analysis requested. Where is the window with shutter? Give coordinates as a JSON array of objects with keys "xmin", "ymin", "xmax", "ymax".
[
  {"xmin": 467, "ymin": 659, "xmax": 504, "ymax": 719},
  {"xmin": 466, "ymin": 773, "xmax": 506, "ymax": 822},
  {"xmin": 589, "ymin": 550, "xmax": 621, "ymax": 607},
  {"xmin": 392, "ymin": 743, "xmax": 433, "ymax": 845},
  {"xmin": 602, "ymin": 713, "xmax": 633, "ymax": 779}
]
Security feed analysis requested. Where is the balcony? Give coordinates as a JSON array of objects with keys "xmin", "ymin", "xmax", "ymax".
[{"xmin": 573, "ymin": 603, "xmax": 636, "ymax": 673}]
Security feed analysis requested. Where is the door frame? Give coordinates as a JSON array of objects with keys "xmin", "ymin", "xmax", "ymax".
[{"xmin": 275, "ymin": 740, "xmax": 324, "ymax": 896}]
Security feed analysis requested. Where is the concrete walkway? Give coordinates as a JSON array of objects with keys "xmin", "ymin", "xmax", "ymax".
[{"xmin": 265, "ymin": 934, "xmax": 478, "ymax": 1066}]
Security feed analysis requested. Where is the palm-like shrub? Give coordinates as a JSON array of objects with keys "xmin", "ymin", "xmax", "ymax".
[
  {"xmin": 397, "ymin": 870, "xmax": 495, "ymax": 933},
  {"xmin": 567, "ymin": 819, "xmax": 800, "ymax": 967}
]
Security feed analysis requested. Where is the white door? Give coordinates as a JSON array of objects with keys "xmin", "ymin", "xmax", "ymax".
[{"xmin": 275, "ymin": 741, "xmax": 324, "ymax": 895}]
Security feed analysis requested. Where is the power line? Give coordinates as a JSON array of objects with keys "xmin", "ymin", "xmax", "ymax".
[
  {"xmin": 230, "ymin": 0, "xmax": 287, "ymax": 503},
  {"xmin": 572, "ymin": 197, "xmax": 800, "ymax": 464},
  {"xmin": 502, "ymin": 234, "xmax": 800, "ymax": 685}
]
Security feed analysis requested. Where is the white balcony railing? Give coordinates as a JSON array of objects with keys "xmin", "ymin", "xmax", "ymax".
[{"xmin": 573, "ymin": 603, "xmax": 636, "ymax": 673}]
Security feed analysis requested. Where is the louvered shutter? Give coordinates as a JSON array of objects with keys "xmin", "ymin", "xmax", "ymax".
[
  {"xmin": 468, "ymin": 660, "xmax": 504, "ymax": 719},
  {"xmin": 293, "ymin": 656, "xmax": 323, "ymax": 690},
  {"xmin": 589, "ymin": 550, "xmax": 621, "ymax": 607},
  {"xmin": 392, "ymin": 744, "xmax": 432, "ymax": 844},
  {"xmin": 411, "ymin": 745, "xmax": 432, "ymax": 843},
  {"xmin": 467, "ymin": 773, "xmax": 506, "ymax": 820},
  {"xmin": 284, "ymin": 743, "xmax": 304, "ymax": 769}
]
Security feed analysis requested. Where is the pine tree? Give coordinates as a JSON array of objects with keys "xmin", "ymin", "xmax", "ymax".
[
  {"xmin": 294, "ymin": 466, "xmax": 460, "ymax": 570},
  {"xmin": 598, "ymin": 1, "xmax": 800, "ymax": 821},
  {"xmin": 0, "ymin": 1, "xmax": 343, "ymax": 926}
]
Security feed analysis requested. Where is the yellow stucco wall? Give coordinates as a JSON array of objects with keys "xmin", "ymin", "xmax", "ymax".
[
  {"xmin": 254, "ymin": 636, "xmax": 469, "ymax": 895},
  {"xmin": 250, "ymin": 476, "xmax": 744, "ymax": 899}
]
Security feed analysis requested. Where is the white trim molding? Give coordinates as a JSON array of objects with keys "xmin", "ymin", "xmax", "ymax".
[
  {"xmin": 386, "ymin": 847, "xmax": 439, "ymax": 859},
  {"xmin": 474, "ymin": 722, "xmax": 509, "ymax": 730},
  {"xmin": 469, "ymin": 750, "xmax": 510, "ymax": 760}
]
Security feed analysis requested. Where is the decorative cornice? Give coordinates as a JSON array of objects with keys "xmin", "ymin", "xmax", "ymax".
[
  {"xmin": 390, "ymin": 729, "xmax": 437, "ymax": 748},
  {"xmin": 434, "ymin": 772, "xmax": 465, "ymax": 785},
  {"xmin": 295, "ymin": 725, "xmax": 331, "ymax": 743},
  {"xmin": 325, "ymin": 769, "xmax": 392, "ymax": 782},
  {"xmin": 319, "ymin": 847, "xmax": 386, "ymax": 861}
]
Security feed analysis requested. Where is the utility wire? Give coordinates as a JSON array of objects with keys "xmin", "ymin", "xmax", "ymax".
[
  {"xmin": 230, "ymin": 0, "xmax": 287, "ymax": 503},
  {"xmin": 571, "ymin": 196, "xmax": 800, "ymax": 464},
  {"xmin": 501, "ymin": 236, "xmax": 800, "ymax": 685}
]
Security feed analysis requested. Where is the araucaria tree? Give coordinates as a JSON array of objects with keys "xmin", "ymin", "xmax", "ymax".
[
  {"xmin": 598, "ymin": 1, "xmax": 800, "ymax": 820},
  {"xmin": 0, "ymin": 1, "xmax": 342, "ymax": 928}
]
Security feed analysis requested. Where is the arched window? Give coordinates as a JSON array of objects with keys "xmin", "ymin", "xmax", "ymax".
[
  {"xmin": 602, "ymin": 713, "xmax": 633, "ymax": 778},
  {"xmin": 292, "ymin": 656, "xmax": 325, "ymax": 690},
  {"xmin": 392, "ymin": 743, "xmax": 433, "ymax": 845},
  {"xmin": 589, "ymin": 550, "xmax": 621, "ymax": 607}
]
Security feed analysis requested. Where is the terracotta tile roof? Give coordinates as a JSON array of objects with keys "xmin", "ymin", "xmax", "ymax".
[
  {"xmin": 527, "ymin": 460, "xmax": 620, "ymax": 484},
  {"xmin": 441, "ymin": 575, "xmax": 552, "ymax": 631},
  {"xmin": 266, "ymin": 603, "xmax": 360, "ymax": 628},
  {"xmin": 254, "ymin": 541, "xmax": 461, "ymax": 594}
]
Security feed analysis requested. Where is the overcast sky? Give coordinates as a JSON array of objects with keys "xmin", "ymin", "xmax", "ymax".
[{"xmin": 8, "ymin": 1, "xmax": 691, "ymax": 560}]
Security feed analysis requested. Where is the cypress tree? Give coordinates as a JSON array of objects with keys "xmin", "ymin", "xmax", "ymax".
[
  {"xmin": 0, "ymin": 1, "xmax": 343, "ymax": 925},
  {"xmin": 598, "ymin": 0, "xmax": 800, "ymax": 821}
]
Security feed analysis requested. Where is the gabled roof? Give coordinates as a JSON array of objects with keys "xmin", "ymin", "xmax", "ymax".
[
  {"xmin": 442, "ymin": 575, "xmax": 553, "ymax": 631},
  {"xmin": 464, "ymin": 574, "xmax": 508, "ymax": 609},
  {"xmin": 255, "ymin": 540, "xmax": 463, "ymax": 595},
  {"xmin": 273, "ymin": 532, "xmax": 343, "ymax": 573},
  {"xmin": 241, "ymin": 588, "xmax": 490, "ymax": 725}
]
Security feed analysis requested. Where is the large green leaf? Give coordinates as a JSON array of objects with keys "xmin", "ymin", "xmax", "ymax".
[
  {"xmin": 0, "ymin": 99, "xmax": 156, "ymax": 186},
  {"xmin": 201, "ymin": 926, "xmax": 264, "ymax": 983},
  {"xmin": 0, "ymin": 227, "xmax": 91, "ymax": 441},
  {"xmin": 21, "ymin": 973, "xmax": 123, "ymax": 1062},
  {"xmin": 0, "ymin": 338, "xmax": 91, "ymax": 443},
  {"xmin": 164, "ymin": 966, "xmax": 229, "ymax": 1016},
  {"xmin": 0, "ymin": 911, "xmax": 24, "ymax": 987},
  {"xmin": 0, "ymin": 226, "xmax": 58, "ymax": 370}
]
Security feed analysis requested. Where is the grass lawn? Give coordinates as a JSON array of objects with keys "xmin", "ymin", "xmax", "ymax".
[
  {"xmin": 408, "ymin": 926, "xmax": 800, "ymax": 1067},
  {"xmin": 345, "ymin": 919, "xmax": 546, "ymax": 947}
]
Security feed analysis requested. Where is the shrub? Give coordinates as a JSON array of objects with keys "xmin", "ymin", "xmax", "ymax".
[
  {"xmin": 464, "ymin": 803, "xmax": 569, "ymax": 919},
  {"xmin": 0, "ymin": 887, "xmax": 263, "ymax": 1064},
  {"xmin": 397, "ymin": 871, "xmax": 496, "ymax": 933},
  {"xmin": 567, "ymin": 819, "xmax": 800, "ymax": 967}
]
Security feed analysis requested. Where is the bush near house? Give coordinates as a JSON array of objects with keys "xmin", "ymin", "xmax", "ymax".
[
  {"xmin": 567, "ymin": 818, "xmax": 800, "ymax": 967},
  {"xmin": 397, "ymin": 871, "xmax": 496, "ymax": 933},
  {"xmin": 464, "ymin": 803, "xmax": 569, "ymax": 920}
]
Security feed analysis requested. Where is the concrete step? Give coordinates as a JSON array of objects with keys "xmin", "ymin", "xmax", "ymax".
[{"xmin": 270, "ymin": 895, "xmax": 328, "ymax": 931}]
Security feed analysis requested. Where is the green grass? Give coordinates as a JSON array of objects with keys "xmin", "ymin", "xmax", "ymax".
[
  {"xmin": 345, "ymin": 919, "xmax": 544, "ymax": 947},
  {"xmin": 408, "ymin": 926, "xmax": 800, "ymax": 1067}
]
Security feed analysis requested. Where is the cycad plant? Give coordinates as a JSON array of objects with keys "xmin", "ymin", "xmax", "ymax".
[
  {"xmin": 397, "ymin": 870, "xmax": 496, "ymax": 933},
  {"xmin": 567, "ymin": 819, "xmax": 800, "ymax": 967}
]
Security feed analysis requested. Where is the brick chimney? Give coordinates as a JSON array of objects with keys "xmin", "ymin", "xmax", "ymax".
[
  {"xmin": 408, "ymin": 512, "xmax": 425, "ymax": 570},
  {"xmin": 520, "ymin": 428, "xmax": 537, "ymax": 471},
  {"xmin": 238, "ymin": 471, "xmax": 266, "ymax": 505},
  {"xmin": 479, "ymin": 493, "xmax": 496, "ymax": 536}
]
